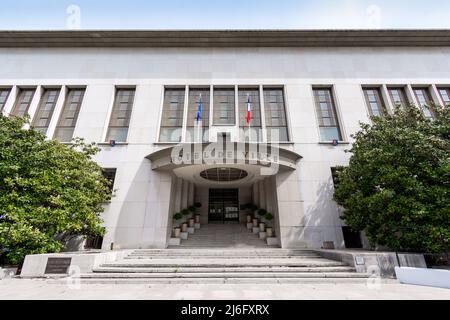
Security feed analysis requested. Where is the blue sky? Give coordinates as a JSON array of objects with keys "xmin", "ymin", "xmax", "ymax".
[{"xmin": 1, "ymin": 0, "xmax": 449, "ymax": 29}]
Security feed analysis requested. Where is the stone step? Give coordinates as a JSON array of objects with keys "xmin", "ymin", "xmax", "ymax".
[
  {"xmin": 93, "ymin": 266, "xmax": 356, "ymax": 273},
  {"xmin": 130, "ymin": 249, "xmax": 317, "ymax": 254},
  {"xmin": 78, "ymin": 272, "xmax": 370, "ymax": 279},
  {"xmin": 54, "ymin": 277, "xmax": 370, "ymax": 285},
  {"xmin": 100, "ymin": 259, "xmax": 347, "ymax": 268},
  {"xmin": 125, "ymin": 255, "xmax": 322, "ymax": 259}
]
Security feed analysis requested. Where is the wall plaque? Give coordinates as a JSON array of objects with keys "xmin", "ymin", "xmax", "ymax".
[{"xmin": 44, "ymin": 257, "xmax": 72, "ymax": 274}]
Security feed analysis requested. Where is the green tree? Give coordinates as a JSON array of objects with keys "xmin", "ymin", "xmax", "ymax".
[
  {"xmin": 0, "ymin": 115, "xmax": 112, "ymax": 264},
  {"xmin": 333, "ymin": 104, "xmax": 449, "ymax": 253}
]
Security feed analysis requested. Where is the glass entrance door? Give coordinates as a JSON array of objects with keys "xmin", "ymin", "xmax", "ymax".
[{"xmin": 208, "ymin": 189, "xmax": 239, "ymax": 223}]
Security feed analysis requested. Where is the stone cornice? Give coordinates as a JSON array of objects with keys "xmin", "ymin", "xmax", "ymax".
[{"xmin": 1, "ymin": 29, "xmax": 450, "ymax": 48}]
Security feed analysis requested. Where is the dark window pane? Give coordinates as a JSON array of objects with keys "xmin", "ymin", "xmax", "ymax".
[
  {"xmin": 263, "ymin": 88, "xmax": 289, "ymax": 142},
  {"xmin": 31, "ymin": 88, "xmax": 61, "ymax": 135},
  {"xmin": 159, "ymin": 88, "xmax": 185, "ymax": 142},
  {"xmin": 106, "ymin": 88, "xmax": 135, "ymax": 142}
]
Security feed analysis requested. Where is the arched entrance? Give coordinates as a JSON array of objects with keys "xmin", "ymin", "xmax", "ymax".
[{"xmin": 146, "ymin": 142, "xmax": 302, "ymax": 248}]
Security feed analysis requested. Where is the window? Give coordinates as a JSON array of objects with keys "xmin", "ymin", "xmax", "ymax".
[
  {"xmin": 388, "ymin": 87, "xmax": 409, "ymax": 109},
  {"xmin": 263, "ymin": 88, "xmax": 289, "ymax": 142},
  {"xmin": 11, "ymin": 88, "xmax": 36, "ymax": 117},
  {"xmin": 313, "ymin": 88, "xmax": 342, "ymax": 141},
  {"xmin": 0, "ymin": 88, "xmax": 11, "ymax": 112},
  {"xmin": 213, "ymin": 88, "xmax": 235, "ymax": 125},
  {"xmin": 186, "ymin": 88, "xmax": 210, "ymax": 142},
  {"xmin": 413, "ymin": 87, "xmax": 434, "ymax": 119},
  {"xmin": 363, "ymin": 87, "xmax": 387, "ymax": 117},
  {"xmin": 53, "ymin": 88, "xmax": 85, "ymax": 142},
  {"xmin": 106, "ymin": 88, "xmax": 135, "ymax": 142},
  {"xmin": 102, "ymin": 168, "xmax": 117, "ymax": 194},
  {"xmin": 159, "ymin": 88, "xmax": 185, "ymax": 142},
  {"xmin": 31, "ymin": 88, "xmax": 61, "ymax": 134},
  {"xmin": 239, "ymin": 88, "xmax": 262, "ymax": 142},
  {"xmin": 438, "ymin": 87, "xmax": 450, "ymax": 106}
]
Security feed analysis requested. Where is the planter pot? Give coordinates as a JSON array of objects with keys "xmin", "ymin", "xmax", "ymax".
[
  {"xmin": 173, "ymin": 227, "xmax": 181, "ymax": 238},
  {"xmin": 259, "ymin": 223, "xmax": 265, "ymax": 232},
  {"xmin": 395, "ymin": 267, "xmax": 450, "ymax": 289},
  {"xmin": 195, "ymin": 214, "xmax": 201, "ymax": 223},
  {"xmin": 181, "ymin": 223, "xmax": 188, "ymax": 232},
  {"xmin": 188, "ymin": 218, "xmax": 195, "ymax": 228},
  {"xmin": 246, "ymin": 215, "xmax": 252, "ymax": 223},
  {"xmin": 252, "ymin": 218, "xmax": 258, "ymax": 227},
  {"xmin": 266, "ymin": 227, "xmax": 273, "ymax": 237}
]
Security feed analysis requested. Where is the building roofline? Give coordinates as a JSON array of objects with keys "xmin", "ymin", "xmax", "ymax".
[{"xmin": 1, "ymin": 29, "xmax": 450, "ymax": 48}]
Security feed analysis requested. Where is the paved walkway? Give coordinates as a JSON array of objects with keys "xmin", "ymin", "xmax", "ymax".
[{"xmin": 1, "ymin": 278, "xmax": 449, "ymax": 300}]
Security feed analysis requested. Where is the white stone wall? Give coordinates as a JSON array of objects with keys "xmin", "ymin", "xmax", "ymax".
[{"xmin": 1, "ymin": 46, "xmax": 449, "ymax": 249}]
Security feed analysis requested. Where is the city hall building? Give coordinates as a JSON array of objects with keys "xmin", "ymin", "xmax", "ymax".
[{"xmin": 1, "ymin": 30, "xmax": 449, "ymax": 251}]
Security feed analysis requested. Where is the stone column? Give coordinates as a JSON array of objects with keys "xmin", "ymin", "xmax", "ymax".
[
  {"xmin": 188, "ymin": 182, "xmax": 195, "ymax": 206},
  {"xmin": 253, "ymin": 183, "xmax": 259, "ymax": 206},
  {"xmin": 181, "ymin": 180, "xmax": 189, "ymax": 210},
  {"xmin": 259, "ymin": 180, "xmax": 266, "ymax": 209},
  {"xmin": 275, "ymin": 170, "xmax": 305, "ymax": 249},
  {"xmin": 174, "ymin": 177, "xmax": 183, "ymax": 213}
]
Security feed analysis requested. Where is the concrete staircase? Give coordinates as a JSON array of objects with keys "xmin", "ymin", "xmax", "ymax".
[
  {"xmin": 71, "ymin": 249, "xmax": 370, "ymax": 284},
  {"xmin": 173, "ymin": 223, "xmax": 275, "ymax": 248}
]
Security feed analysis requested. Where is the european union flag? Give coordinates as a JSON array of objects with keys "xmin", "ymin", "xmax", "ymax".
[{"xmin": 196, "ymin": 94, "xmax": 202, "ymax": 123}]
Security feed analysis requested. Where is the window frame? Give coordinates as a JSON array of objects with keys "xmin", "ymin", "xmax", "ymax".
[
  {"xmin": 412, "ymin": 86, "xmax": 435, "ymax": 119},
  {"xmin": 105, "ymin": 87, "xmax": 136, "ymax": 143},
  {"xmin": 212, "ymin": 86, "xmax": 236, "ymax": 126},
  {"xmin": 31, "ymin": 87, "xmax": 61, "ymax": 134},
  {"xmin": 185, "ymin": 86, "xmax": 210, "ymax": 143},
  {"xmin": 53, "ymin": 87, "xmax": 86, "ymax": 142},
  {"xmin": 387, "ymin": 86, "xmax": 409, "ymax": 109},
  {"xmin": 362, "ymin": 86, "xmax": 387, "ymax": 117},
  {"xmin": 158, "ymin": 86, "xmax": 186, "ymax": 143},
  {"xmin": 0, "ymin": 87, "xmax": 12, "ymax": 112},
  {"xmin": 10, "ymin": 87, "xmax": 37, "ymax": 117},
  {"xmin": 437, "ymin": 87, "xmax": 450, "ymax": 106},
  {"xmin": 312, "ymin": 86, "xmax": 344, "ymax": 143},
  {"xmin": 238, "ymin": 86, "xmax": 263, "ymax": 142},
  {"xmin": 263, "ymin": 86, "xmax": 290, "ymax": 142}
]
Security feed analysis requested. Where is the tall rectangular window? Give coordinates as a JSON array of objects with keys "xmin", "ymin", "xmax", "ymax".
[
  {"xmin": 413, "ymin": 87, "xmax": 434, "ymax": 119},
  {"xmin": 263, "ymin": 88, "xmax": 289, "ymax": 142},
  {"xmin": 31, "ymin": 88, "xmax": 61, "ymax": 134},
  {"xmin": 388, "ymin": 87, "xmax": 409, "ymax": 109},
  {"xmin": 53, "ymin": 88, "xmax": 85, "ymax": 142},
  {"xmin": 213, "ymin": 88, "xmax": 235, "ymax": 125},
  {"xmin": 159, "ymin": 88, "xmax": 185, "ymax": 142},
  {"xmin": 186, "ymin": 88, "xmax": 210, "ymax": 142},
  {"xmin": 363, "ymin": 87, "xmax": 387, "ymax": 117},
  {"xmin": 11, "ymin": 88, "xmax": 36, "ymax": 117},
  {"xmin": 239, "ymin": 88, "xmax": 262, "ymax": 142},
  {"xmin": 106, "ymin": 88, "xmax": 135, "ymax": 142},
  {"xmin": 0, "ymin": 88, "xmax": 11, "ymax": 112},
  {"xmin": 313, "ymin": 88, "xmax": 342, "ymax": 142},
  {"xmin": 438, "ymin": 87, "xmax": 450, "ymax": 106}
]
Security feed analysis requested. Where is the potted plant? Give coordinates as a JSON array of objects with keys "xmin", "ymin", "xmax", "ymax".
[
  {"xmin": 188, "ymin": 206, "xmax": 196, "ymax": 227},
  {"xmin": 194, "ymin": 202, "xmax": 202, "ymax": 223},
  {"xmin": 246, "ymin": 204, "xmax": 258, "ymax": 227},
  {"xmin": 181, "ymin": 208, "xmax": 189, "ymax": 231},
  {"xmin": 257, "ymin": 209, "xmax": 267, "ymax": 231},
  {"xmin": 242, "ymin": 203, "xmax": 253, "ymax": 223},
  {"xmin": 173, "ymin": 212, "xmax": 183, "ymax": 238},
  {"xmin": 265, "ymin": 212, "xmax": 274, "ymax": 237}
]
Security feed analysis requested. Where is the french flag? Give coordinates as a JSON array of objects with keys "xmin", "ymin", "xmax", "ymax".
[
  {"xmin": 246, "ymin": 95, "xmax": 251, "ymax": 124},
  {"xmin": 196, "ymin": 94, "xmax": 202, "ymax": 123}
]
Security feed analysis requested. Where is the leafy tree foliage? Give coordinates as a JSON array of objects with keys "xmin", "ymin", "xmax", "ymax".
[
  {"xmin": 333, "ymin": 104, "xmax": 449, "ymax": 253},
  {"xmin": 0, "ymin": 115, "xmax": 112, "ymax": 264}
]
